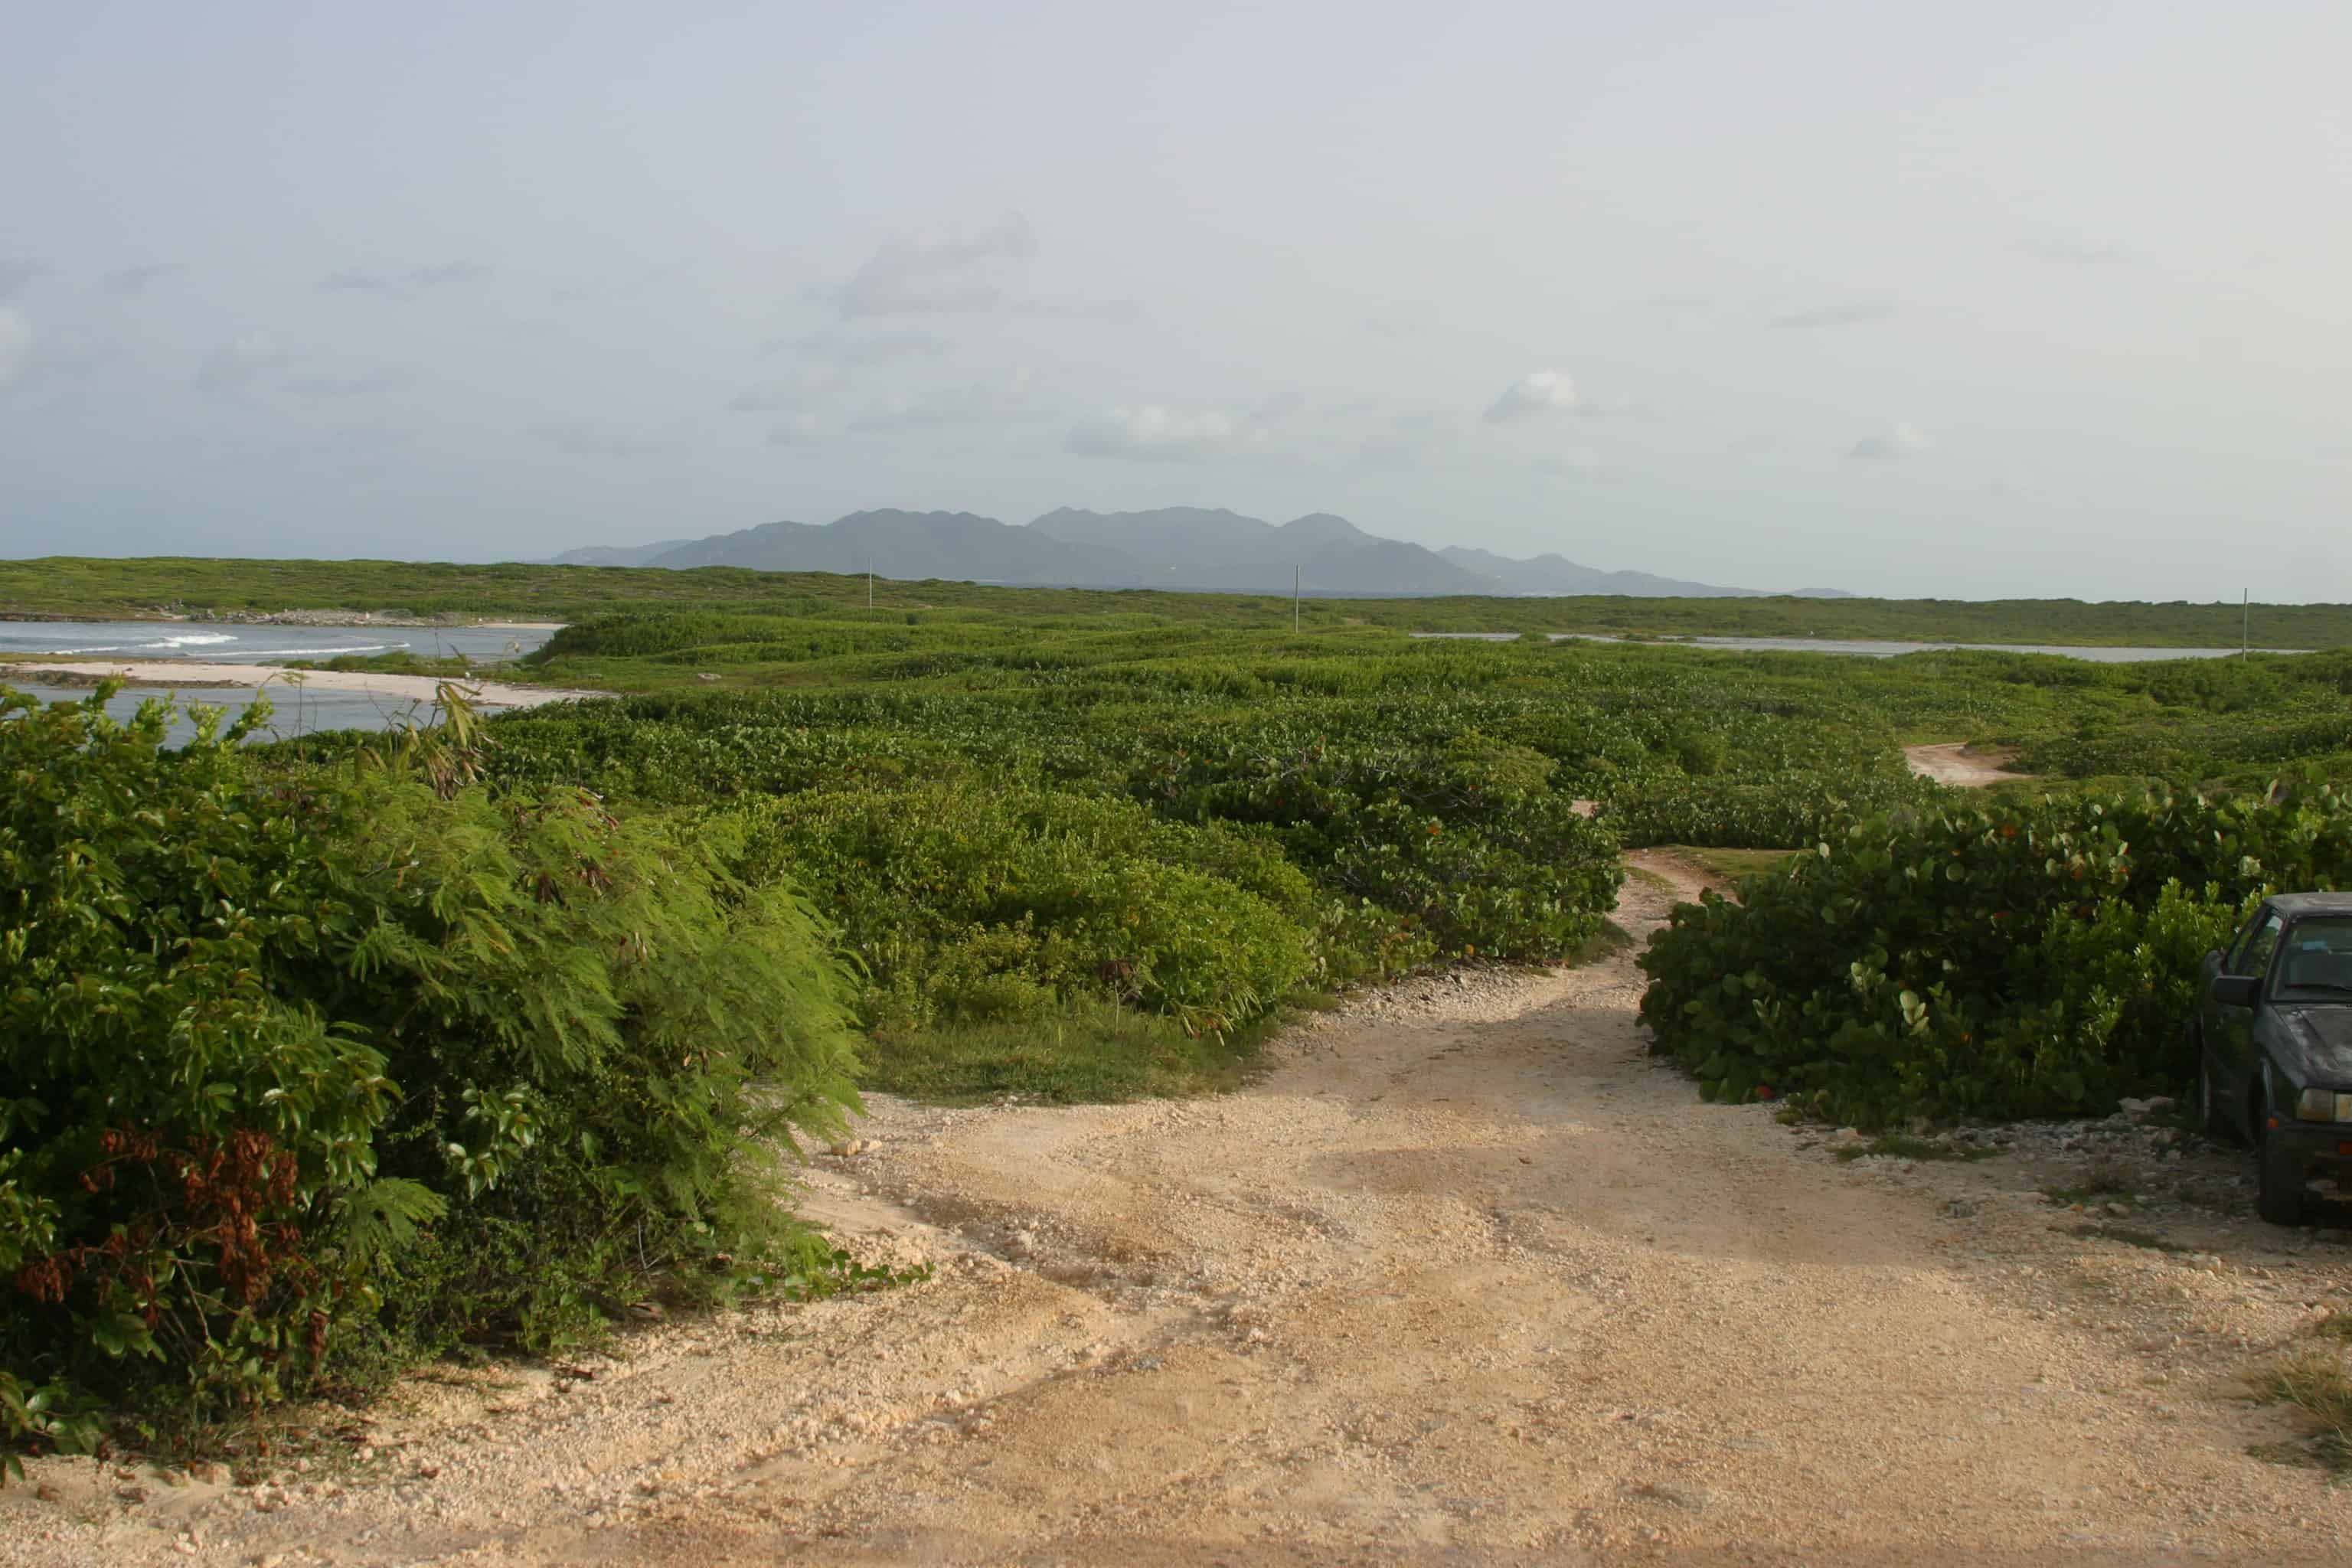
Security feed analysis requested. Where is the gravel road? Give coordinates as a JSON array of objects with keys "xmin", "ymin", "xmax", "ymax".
[{"xmin": 8, "ymin": 857, "xmax": 2350, "ymax": 1566}]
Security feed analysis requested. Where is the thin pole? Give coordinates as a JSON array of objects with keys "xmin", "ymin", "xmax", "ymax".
[{"xmin": 1293, "ymin": 566, "xmax": 1300, "ymax": 633}]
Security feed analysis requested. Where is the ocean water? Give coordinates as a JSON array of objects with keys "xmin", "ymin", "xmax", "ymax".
[
  {"xmin": 1, "ymin": 619, "xmax": 564, "ymax": 743},
  {"xmin": 0, "ymin": 619, "xmax": 554, "ymax": 663},
  {"xmin": 3, "ymin": 678, "xmax": 494, "ymax": 746}
]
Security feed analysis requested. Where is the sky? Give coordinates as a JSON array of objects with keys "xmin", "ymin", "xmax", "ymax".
[{"xmin": 2, "ymin": 0, "xmax": 2347, "ymax": 599}]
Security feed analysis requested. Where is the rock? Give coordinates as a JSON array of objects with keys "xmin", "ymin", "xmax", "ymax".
[
  {"xmin": 829, "ymin": 1138, "xmax": 867, "ymax": 1158},
  {"xmin": 695, "ymin": 672, "xmax": 720, "ymax": 683},
  {"xmin": 2105, "ymin": 1202, "xmax": 2132, "ymax": 1217},
  {"xmin": 1942, "ymin": 1198, "xmax": 1978, "ymax": 1218},
  {"xmin": 33, "ymin": 1482, "xmax": 60, "ymax": 1503}
]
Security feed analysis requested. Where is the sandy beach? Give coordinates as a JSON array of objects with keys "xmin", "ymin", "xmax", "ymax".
[{"xmin": 5, "ymin": 660, "xmax": 599, "ymax": 709}]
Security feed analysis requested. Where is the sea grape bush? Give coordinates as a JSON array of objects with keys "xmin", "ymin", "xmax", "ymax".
[
  {"xmin": 1637, "ymin": 785, "xmax": 2352, "ymax": 1125},
  {"xmin": 0, "ymin": 687, "xmax": 862, "ymax": 1465}
]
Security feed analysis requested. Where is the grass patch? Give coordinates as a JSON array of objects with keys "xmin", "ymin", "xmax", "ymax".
[
  {"xmin": 858, "ymin": 996, "xmax": 1283, "ymax": 1104},
  {"xmin": 2248, "ymin": 1347, "xmax": 2352, "ymax": 1472},
  {"xmin": 1833, "ymin": 1134, "xmax": 1999, "ymax": 1163},
  {"xmin": 1661, "ymin": 844, "xmax": 1805, "ymax": 886},
  {"xmin": 1571, "ymin": 919, "xmax": 1635, "ymax": 966},
  {"xmin": 2061, "ymin": 1223, "xmax": 2187, "ymax": 1253}
]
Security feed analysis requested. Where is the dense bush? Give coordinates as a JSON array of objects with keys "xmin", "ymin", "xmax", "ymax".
[
  {"xmin": 1135, "ymin": 730, "xmax": 1625, "ymax": 959},
  {"xmin": 1, "ymin": 688, "xmax": 862, "ymax": 1464},
  {"xmin": 727, "ymin": 783, "xmax": 1315, "ymax": 1035},
  {"xmin": 1638, "ymin": 785, "xmax": 2352, "ymax": 1125}
]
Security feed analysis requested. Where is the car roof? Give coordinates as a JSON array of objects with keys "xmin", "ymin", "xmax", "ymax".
[{"xmin": 2269, "ymin": 893, "xmax": 2352, "ymax": 916}]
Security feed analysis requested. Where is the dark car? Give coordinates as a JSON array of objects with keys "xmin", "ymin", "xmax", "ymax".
[{"xmin": 2194, "ymin": 893, "xmax": 2352, "ymax": 1224}]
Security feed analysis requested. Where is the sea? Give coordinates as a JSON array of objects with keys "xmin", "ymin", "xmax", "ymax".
[{"xmin": 1, "ymin": 620, "xmax": 561, "ymax": 743}]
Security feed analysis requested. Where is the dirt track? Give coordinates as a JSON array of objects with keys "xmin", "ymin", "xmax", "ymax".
[
  {"xmin": 10, "ymin": 858, "xmax": 2352, "ymax": 1566},
  {"xmin": 1906, "ymin": 743, "xmax": 2032, "ymax": 788}
]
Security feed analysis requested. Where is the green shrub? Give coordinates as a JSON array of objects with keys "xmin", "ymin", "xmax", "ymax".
[
  {"xmin": 727, "ymin": 783, "xmax": 1314, "ymax": 1035},
  {"xmin": 0, "ymin": 687, "xmax": 861, "ymax": 1462},
  {"xmin": 1637, "ymin": 785, "xmax": 2352, "ymax": 1124}
]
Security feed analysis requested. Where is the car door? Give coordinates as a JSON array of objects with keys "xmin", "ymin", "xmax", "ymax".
[{"xmin": 2215, "ymin": 906, "xmax": 2284, "ymax": 1119}]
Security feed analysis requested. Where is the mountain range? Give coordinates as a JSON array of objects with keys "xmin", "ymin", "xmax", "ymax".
[{"xmin": 550, "ymin": 508, "xmax": 1847, "ymax": 599}]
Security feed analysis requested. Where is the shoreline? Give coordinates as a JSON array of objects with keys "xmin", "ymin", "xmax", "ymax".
[
  {"xmin": 5, "ymin": 660, "xmax": 600, "ymax": 709},
  {"xmin": 0, "ymin": 610, "xmax": 568, "ymax": 631}
]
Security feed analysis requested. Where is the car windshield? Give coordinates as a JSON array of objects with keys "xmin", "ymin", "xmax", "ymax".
[{"xmin": 2274, "ymin": 917, "xmax": 2352, "ymax": 998}]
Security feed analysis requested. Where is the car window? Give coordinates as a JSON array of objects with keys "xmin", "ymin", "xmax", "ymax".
[
  {"xmin": 2225, "ymin": 908, "xmax": 2270, "ymax": 972},
  {"xmin": 2275, "ymin": 916, "xmax": 2352, "ymax": 995},
  {"xmin": 2230, "ymin": 912, "xmax": 2285, "ymax": 978}
]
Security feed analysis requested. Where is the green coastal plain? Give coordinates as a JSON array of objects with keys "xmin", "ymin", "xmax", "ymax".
[{"xmin": 7, "ymin": 557, "xmax": 2352, "ymax": 1465}]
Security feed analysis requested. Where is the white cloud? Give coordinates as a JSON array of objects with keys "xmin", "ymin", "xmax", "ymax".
[
  {"xmin": 539, "ymin": 420, "xmax": 662, "ymax": 458},
  {"xmin": 106, "ymin": 263, "xmax": 182, "ymax": 295},
  {"xmin": 835, "ymin": 213, "xmax": 1035, "ymax": 318},
  {"xmin": 1066, "ymin": 404, "xmax": 1249, "ymax": 463},
  {"xmin": 1485, "ymin": 369, "xmax": 1577, "ymax": 423},
  {"xmin": 782, "ymin": 328, "xmax": 950, "ymax": 366},
  {"xmin": 320, "ymin": 261, "xmax": 492, "ymax": 301},
  {"xmin": 194, "ymin": 331, "xmax": 286, "ymax": 394},
  {"xmin": 850, "ymin": 374, "xmax": 1040, "ymax": 432},
  {"xmin": 1769, "ymin": 301, "xmax": 1895, "ymax": 329},
  {"xmin": 1848, "ymin": 422, "xmax": 1932, "ymax": 459},
  {"xmin": 0, "ymin": 309, "xmax": 28, "ymax": 386},
  {"xmin": 727, "ymin": 367, "xmax": 848, "ymax": 413}
]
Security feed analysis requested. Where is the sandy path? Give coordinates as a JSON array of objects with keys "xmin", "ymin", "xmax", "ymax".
[
  {"xmin": 1905, "ymin": 743, "xmax": 2032, "ymax": 788},
  {"xmin": 2, "ymin": 659, "xmax": 597, "ymax": 709},
  {"xmin": 10, "ymin": 861, "xmax": 2351, "ymax": 1566}
]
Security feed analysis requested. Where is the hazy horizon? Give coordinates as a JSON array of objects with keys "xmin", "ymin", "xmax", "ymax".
[{"xmin": 4, "ymin": 3, "xmax": 2347, "ymax": 600}]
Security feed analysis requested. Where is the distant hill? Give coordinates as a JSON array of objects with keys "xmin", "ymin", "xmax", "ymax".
[
  {"xmin": 553, "ymin": 507, "xmax": 1837, "ymax": 598},
  {"xmin": 645, "ymin": 511, "xmax": 1140, "ymax": 586},
  {"xmin": 1029, "ymin": 508, "xmax": 1494, "ymax": 595},
  {"xmin": 1433, "ymin": 546, "xmax": 1851, "ymax": 599},
  {"xmin": 550, "ymin": 539, "xmax": 697, "ymax": 568}
]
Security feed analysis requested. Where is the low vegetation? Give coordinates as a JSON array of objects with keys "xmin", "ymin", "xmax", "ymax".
[{"xmin": 11, "ymin": 565, "xmax": 2352, "ymax": 1468}]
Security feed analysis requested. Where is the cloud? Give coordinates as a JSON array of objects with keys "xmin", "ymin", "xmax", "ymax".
[
  {"xmin": 835, "ymin": 213, "xmax": 1034, "ymax": 318},
  {"xmin": 1769, "ymin": 301, "xmax": 1895, "ymax": 329},
  {"xmin": 0, "ymin": 309, "xmax": 28, "ymax": 387},
  {"xmin": 539, "ymin": 420, "xmax": 662, "ymax": 458},
  {"xmin": 286, "ymin": 370, "xmax": 400, "ymax": 401},
  {"xmin": 1848, "ymin": 422, "xmax": 1931, "ymax": 459},
  {"xmin": 782, "ymin": 328, "xmax": 950, "ymax": 366},
  {"xmin": 1357, "ymin": 411, "xmax": 1449, "ymax": 470},
  {"xmin": 2023, "ymin": 238, "xmax": 2125, "ymax": 266},
  {"xmin": 0, "ymin": 260, "xmax": 41, "ymax": 301},
  {"xmin": 320, "ymin": 261, "xmax": 493, "ymax": 301},
  {"xmin": 1485, "ymin": 369, "xmax": 1577, "ymax": 423},
  {"xmin": 1536, "ymin": 447, "xmax": 1602, "ymax": 475},
  {"xmin": 849, "ymin": 374, "xmax": 1040, "ymax": 432},
  {"xmin": 726, "ymin": 366, "xmax": 847, "ymax": 413},
  {"xmin": 1066, "ymin": 405, "xmax": 1252, "ymax": 463},
  {"xmin": 106, "ymin": 263, "xmax": 183, "ymax": 295},
  {"xmin": 194, "ymin": 331, "xmax": 287, "ymax": 394}
]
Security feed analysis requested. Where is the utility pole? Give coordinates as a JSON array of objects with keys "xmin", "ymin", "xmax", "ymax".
[{"xmin": 1293, "ymin": 566, "xmax": 1301, "ymax": 633}]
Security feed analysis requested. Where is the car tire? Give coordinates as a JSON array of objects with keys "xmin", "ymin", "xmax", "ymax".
[
  {"xmin": 2197, "ymin": 1047, "xmax": 2230, "ymax": 1142},
  {"xmin": 2256, "ymin": 1113, "xmax": 2308, "ymax": 1227}
]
